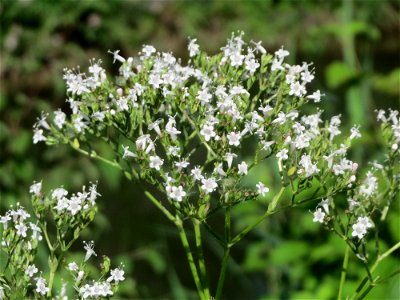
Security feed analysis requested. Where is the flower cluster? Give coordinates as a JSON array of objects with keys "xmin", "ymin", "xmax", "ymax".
[
  {"xmin": 0, "ymin": 182, "xmax": 124, "ymax": 299},
  {"xmin": 28, "ymin": 31, "xmax": 400, "ymax": 299},
  {"xmin": 67, "ymin": 242, "xmax": 125, "ymax": 299}
]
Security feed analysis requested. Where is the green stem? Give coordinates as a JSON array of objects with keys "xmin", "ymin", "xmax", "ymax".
[
  {"xmin": 215, "ymin": 246, "xmax": 231, "ymax": 300},
  {"xmin": 230, "ymin": 187, "xmax": 285, "ymax": 245},
  {"xmin": 215, "ymin": 207, "xmax": 231, "ymax": 300},
  {"xmin": 175, "ymin": 218, "xmax": 205, "ymax": 299},
  {"xmin": 351, "ymin": 241, "xmax": 400, "ymax": 300},
  {"xmin": 47, "ymin": 252, "xmax": 62, "ymax": 297},
  {"xmin": 193, "ymin": 219, "xmax": 210, "ymax": 299},
  {"xmin": 338, "ymin": 244, "xmax": 350, "ymax": 300}
]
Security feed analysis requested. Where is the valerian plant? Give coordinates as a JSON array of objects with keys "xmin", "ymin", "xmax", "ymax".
[
  {"xmin": 21, "ymin": 31, "xmax": 400, "ymax": 299},
  {"xmin": 0, "ymin": 182, "xmax": 125, "ymax": 299}
]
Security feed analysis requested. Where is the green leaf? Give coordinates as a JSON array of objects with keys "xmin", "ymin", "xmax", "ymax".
[{"xmin": 325, "ymin": 61, "xmax": 359, "ymax": 89}]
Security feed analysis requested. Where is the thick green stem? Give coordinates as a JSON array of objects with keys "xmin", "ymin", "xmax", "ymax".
[
  {"xmin": 215, "ymin": 207, "xmax": 231, "ymax": 299},
  {"xmin": 47, "ymin": 252, "xmax": 62, "ymax": 298},
  {"xmin": 176, "ymin": 218, "xmax": 205, "ymax": 300},
  {"xmin": 193, "ymin": 219, "xmax": 210, "ymax": 299},
  {"xmin": 215, "ymin": 246, "xmax": 231, "ymax": 300},
  {"xmin": 338, "ymin": 244, "xmax": 350, "ymax": 300}
]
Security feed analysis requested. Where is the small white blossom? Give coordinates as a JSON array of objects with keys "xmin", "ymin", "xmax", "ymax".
[
  {"xmin": 68, "ymin": 262, "xmax": 79, "ymax": 272},
  {"xmin": 201, "ymin": 177, "xmax": 218, "ymax": 194},
  {"xmin": 227, "ymin": 132, "xmax": 241, "ymax": 147},
  {"xmin": 200, "ymin": 124, "xmax": 216, "ymax": 141},
  {"xmin": 33, "ymin": 128, "xmax": 46, "ymax": 144},
  {"xmin": 52, "ymin": 188, "xmax": 68, "ymax": 200},
  {"xmin": 122, "ymin": 145, "xmax": 135, "ymax": 159},
  {"xmin": 35, "ymin": 277, "xmax": 50, "ymax": 296},
  {"xmin": 237, "ymin": 161, "xmax": 248, "ymax": 175},
  {"xmin": 188, "ymin": 38, "xmax": 200, "ymax": 57},
  {"xmin": 225, "ymin": 152, "xmax": 237, "ymax": 169},
  {"xmin": 29, "ymin": 181, "xmax": 42, "ymax": 196},
  {"xmin": 276, "ymin": 149, "xmax": 289, "ymax": 161},
  {"xmin": 107, "ymin": 267, "xmax": 125, "ymax": 283},
  {"xmin": 256, "ymin": 182, "xmax": 269, "ymax": 196},
  {"xmin": 191, "ymin": 166, "xmax": 204, "ymax": 181},
  {"xmin": 26, "ymin": 264, "xmax": 38, "ymax": 277},
  {"xmin": 83, "ymin": 241, "xmax": 97, "ymax": 262},
  {"xmin": 307, "ymin": 90, "xmax": 322, "ymax": 103},
  {"xmin": 149, "ymin": 155, "xmax": 164, "ymax": 171},
  {"xmin": 350, "ymin": 126, "xmax": 361, "ymax": 140},
  {"xmin": 313, "ymin": 208, "xmax": 325, "ymax": 223},
  {"xmin": 54, "ymin": 109, "xmax": 66, "ymax": 129}
]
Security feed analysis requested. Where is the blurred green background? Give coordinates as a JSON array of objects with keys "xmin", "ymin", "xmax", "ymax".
[{"xmin": 1, "ymin": 0, "xmax": 399, "ymax": 299}]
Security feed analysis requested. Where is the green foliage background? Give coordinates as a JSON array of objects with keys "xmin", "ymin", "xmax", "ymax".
[{"xmin": 0, "ymin": 0, "xmax": 399, "ymax": 299}]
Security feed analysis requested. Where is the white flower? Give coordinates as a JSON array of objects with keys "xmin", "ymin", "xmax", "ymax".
[
  {"xmin": 319, "ymin": 198, "xmax": 330, "ymax": 214},
  {"xmin": 73, "ymin": 115, "xmax": 87, "ymax": 133},
  {"xmin": 197, "ymin": 88, "xmax": 212, "ymax": 104},
  {"xmin": 52, "ymin": 188, "xmax": 68, "ymax": 200},
  {"xmin": 15, "ymin": 223, "xmax": 27, "ymax": 237},
  {"xmin": 122, "ymin": 145, "xmax": 135, "ymax": 159},
  {"xmin": 301, "ymin": 70, "xmax": 314, "ymax": 83},
  {"xmin": 30, "ymin": 181, "xmax": 42, "ymax": 196},
  {"xmin": 256, "ymin": 182, "xmax": 269, "ymax": 196},
  {"xmin": 313, "ymin": 208, "xmax": 325, "ymax": 223},
  {"xmin": 167, "ymin": 146, "xmax": 180, "ymax": 157},
  {"xmin": 230, "ymin": 52, "xmax": 244, "ymax": 67},
  {"xmin": 175, "ymin": 160, "xmax": 190, "ymax": 170},
  {"xmin": 350, "ymin": 126, "xmax": 361, "ymax": 140},
  {"xmin": 225, "ymin": 152, "xmax": 237, "ymax": 169},
  {"xmin": 26, "ymin": 264, "xmax": 38, "ymax": 277},
  {"xmin": 245, "ymin": 58, "xmax": 259, "ymax": 74},
  {"xmin": 237, "ymin": 161, "xmax": 248, "ymax": 175},
  {"xmin": 275, "ymin": 47, "xmax": 289, "ymax": 59},
  {"xmin": 358, "ymin": 216, "xmax": 373, "ymax": 229},
  {"xmin": 108, "ymin": 49, "xmax": 125, "ymax": 63},
  {"xmin": 352, "ymin": 220, "xmax": 367, "ymax": 239},
  {"xmin": 55, "ymin": 197, "xmax": 69, "ymax": 213},
  {"xmin": 30, "ymin": 222, "xmax": 42, "ymax": 241},
  {"xmin": 201, "ymin": 177, "xmax": 218, "ymax": 194},
  {"xmin": 149, "ymin": 155, "xmax": 164, "ymax": 171},
  {"xmin": 35, "ymin": 277, "xmax": 50, "ymax": 295},
  {"xmin": 227, "ymin": 131, "xmax": 241, "ymax": 147},
  {"xmin": 191, "ymin": 166, "xmax": 204, "ymax": 181},
  {"xmin": 200, "ymin": 124, "xmax": 216, "ymax": 141},
  {"xmin": 142, "ymin": 45, "xmax": 156, "ymax": 57},
  {"xmin": 298, "ymin": 154, "xmax": 319, "ymax": 177},
  {"xmin": 149, "ymin": 73, "xmax": 163, "ymax": 89},
  {"xmin": 307, "ymin": 90, "xmax": 322, "ymax": 103},
  {"xmin": 92, "ymin": 111, "xmax": 105, "ymax": 121},
  {"xmin": 54, "ymin": 109, "xmax": 66, "ymax": 129},
  {"xmin": 107, "ymin": 268, "xmax": 125, "ymax": 283},
  {"xmin": 289, "ymin": 81, "xmax": 306, "ymax": 97},
  {"xmin": 165, "ymin": 117, "xmax": 181, "ymax": 140},
  {"xmin": 276, "ymin": 149, "xmax": 289, "ymax": 161},
  {"xmin": 215, "ymin": 163, "xmax": 226, "ymax": 177},
  {"xmin": 168, "ymin": 186, "xmax": 187, "ymax": 202},
  {"xmin": 359, "ymin": 171, "xmax": 377, "ymax": 198},
  {"xmin": 67, "ymin": 196, "xmax": 82, "ymax": 215},
  {"xmin": 83, "ymin": 241, "xmax": 97, "ymax": 262},
  {"xmin": 33, "ymin": 128, "xmax": 46, "ymax": 144},
  {"xmin": 68, "ymin": 262, "xmax": 79, "ymax": 272},
  {"xmin": 348, "ymin": 198, "xmax": 359, "ymax": 211},
  {"xmin": 0, "ymin": 214, "xmax": 11, "ymax": 229},
  {"xmin": 188, "ymin": 38, "xmax": 200, "ymax": 57}
]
